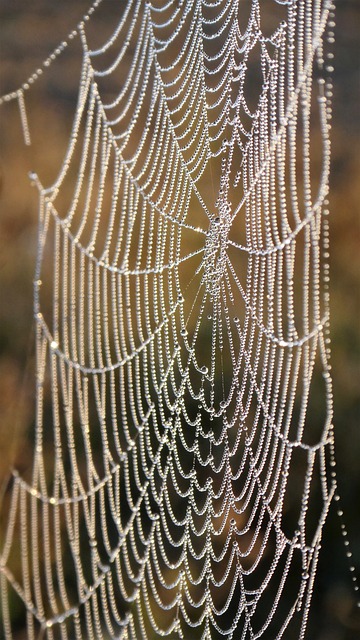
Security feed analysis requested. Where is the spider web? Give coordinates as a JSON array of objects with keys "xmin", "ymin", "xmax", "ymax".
[{"xmin": 0, "ymin": 1, "xmax": 347, "ymax": 638}]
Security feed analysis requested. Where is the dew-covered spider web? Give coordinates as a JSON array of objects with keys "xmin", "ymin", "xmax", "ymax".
[{"xmin": 1, "ymin": 1, "xmax": 357, "ymax": 639}]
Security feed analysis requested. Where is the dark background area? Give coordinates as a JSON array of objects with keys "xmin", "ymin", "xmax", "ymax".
[{"xmin": 0, "ymin": 2, "xmax": 359, "ymax": 638}]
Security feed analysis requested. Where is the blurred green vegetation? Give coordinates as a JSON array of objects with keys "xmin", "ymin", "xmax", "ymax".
[{"xmin": 0, "ymin": 2, "xmax": 359, "ymax": 639}]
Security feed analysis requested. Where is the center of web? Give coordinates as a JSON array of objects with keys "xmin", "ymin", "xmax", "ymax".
[{"xmin": 203, "ymin": 200, "xmax": 231, "ymax": 300}]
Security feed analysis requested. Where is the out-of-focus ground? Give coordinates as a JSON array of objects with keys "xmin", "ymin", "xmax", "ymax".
[{"xmin": 0, "ymin": 2, "xmax": 359, "ymax": 639}]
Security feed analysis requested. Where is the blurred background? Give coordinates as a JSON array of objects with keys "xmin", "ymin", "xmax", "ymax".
[{"xmin": 0, "ymin": 1, "xmax": 359, "ymax": 638}]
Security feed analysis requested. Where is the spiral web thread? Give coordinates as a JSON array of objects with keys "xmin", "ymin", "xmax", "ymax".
[{"xmin": 0, "ymin": 1, "xmax": 349, "ymax": 638}]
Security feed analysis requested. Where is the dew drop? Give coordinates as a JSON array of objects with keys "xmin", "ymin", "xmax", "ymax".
[{"xmin": 302, "ymin": 572, "xmax": 309, "ymax": 581}]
